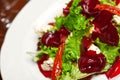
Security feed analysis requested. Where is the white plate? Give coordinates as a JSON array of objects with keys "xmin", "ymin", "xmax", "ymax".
[
  {"xmin": 1, "ymin": 0, "xmax": 120, "ymax": 80},
  {"xmin": 0, "ymin": 0, "xmax": 69, "ymax": 80}
]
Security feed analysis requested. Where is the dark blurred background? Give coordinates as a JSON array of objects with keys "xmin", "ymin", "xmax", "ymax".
[
  {"xmin": 0, "ymin": 0, "xmax": 28, "ymax": 79},
  {"xmin": 0, "ymin": 0, "xmax": 28, "ymax": 48}
]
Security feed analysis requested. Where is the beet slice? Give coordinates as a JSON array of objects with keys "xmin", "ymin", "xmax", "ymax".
[
  {"xmin": 80, "ymin": 36, "xmax": 92, "ymax": 56},
  {"xmin": 79, "ymin": 37, "xmax": 106, "ymax": 73},
  {"xmin": 42, "ymin": 31, "xmax": 61, "ymax": 47},
  {"xmin": 91, "ymin": 10, "xmax": 119, "ymax": 46},
  {"xmin": 78, "ymin": 50, "xmax": 106, "ymax": 73},
  {"xmin": 79, "ymin": 0, "xmax": 100, "ymax": 17},
  {"xmin": 63, "ymin": 0, "xmax": 73, "ymax": 16},
  {"xmin": 116, "ymin": 0, "xmax": 120, "ymax": 5},
  {"xmin": 92, "ymin": 10, "xmax": 113, "ymax": 30},
  {"xmin": 98, "ymin": 22, "xmax": 119, "ymax": 46},
  {"xmin": 41, "ymin": 27, "xmax": 70, "ymax": 47}
]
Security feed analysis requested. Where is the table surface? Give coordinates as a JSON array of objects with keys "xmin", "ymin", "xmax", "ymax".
[{"xmin": 0, "ymin": 0, "xmax": 29, "ymax": 79}]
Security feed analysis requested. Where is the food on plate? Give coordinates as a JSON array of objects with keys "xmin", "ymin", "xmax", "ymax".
[{"xmin": 33, "ymin": 0, "xmax": 120, "ymax": 80}]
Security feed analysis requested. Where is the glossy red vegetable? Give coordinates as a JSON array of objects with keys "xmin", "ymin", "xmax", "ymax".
[
  {"xmin": 51, "ymin": 43, "xmax": 65, "ymax": 80},
  {"xmin": 42, "ymin": 31, "xmax": 61, "ymax": 47},
  {"xmin": 78, "ymin": 50, "xmax": 106, "ymax": 73},
  {"xmin": 95, "ymin": 4, "xmax": 120, "ymax": 16},
  {"xmin": 79, "ymin": 0, "xmax": 100, "ymax": 17},
  {"xmin": 79, "ymin": 36, "xmax": 106, "ymax": 73},
  {"xmin": 116, "ymin": 0, "xmax": 120, "ymax": 5},
  {"xmin": 41, "ymin": 27, "xmax": 70, "ymax": 47},
  {"xmin": 91, "ymin": 9, "xmax": 119, "ymax": 46},
  {"xmin": 63, "ymin": 0, "xmax": 73, "ymax": 16},
  {"xmin": 106, "ymin": 56, "xmax": 120, "ymax": 79}
]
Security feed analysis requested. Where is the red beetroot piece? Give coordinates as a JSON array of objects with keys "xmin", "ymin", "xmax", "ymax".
[
  {"xmin": 98, "ymin": 22, "xmax": 119, "ymax": 46},
  {"xmin": 116, "ymin": 0, "xmax": 120, "ymax": 5},
  {"xmin": 78, "ymin": 50, "xmax": 106, "ymax": 73},
  {"xmin": 59, "ymin": 26, "xmax": 70, "ymax": 40},
  {"xmin": 92, "ymin": 10, "xmax": 113, "ymax": 29},
  {"xmin": 41, "ymin": 27, "xmax": 70, "ymax": 47},
  {"xmin": 79, "ymin": 37, "xmax": 106, "ymax": 73},
  {"xmin": 63, "ymin": 0, "xmax": 73, "ymax": 16},
  {"xmin": 79, "ymin": 0, "xmax": 100, "ymax": 17},
  {"xmin": 42, "ymin": 31, "xmax": 61, "ymax": 47},
  {"xmin": 91, "ymin": 11, "xmax": 119, "ymax": 46},
  {"xmin": 80, "ymin": 36, "xmax": 92, "ymax": 56}
]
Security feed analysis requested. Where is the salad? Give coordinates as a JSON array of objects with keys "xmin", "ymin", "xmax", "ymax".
[{"xmin": 33, "ymin": 0, "xmax": 120, "ymax": 80}]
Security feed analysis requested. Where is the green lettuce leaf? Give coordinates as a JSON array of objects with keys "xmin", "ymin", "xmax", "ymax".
[{"xmin": 95, "ymin": 39, "xmax": 120, "ymax": 64}]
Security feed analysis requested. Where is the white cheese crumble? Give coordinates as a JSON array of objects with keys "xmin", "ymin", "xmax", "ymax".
[
  {"xmin": 113, "ymin": 15, "xmax": 120, "ymax": 24},
  {"xmin": 41, "ymin": 58, "xmax": 54, "ymax": 71},
  {"xmin": 35, "ymin": 25, "xmax": 53, "ymax": 37},
  {"xmin": 88, "ymin": 44, "xmax": 101, "ymax": 54}
]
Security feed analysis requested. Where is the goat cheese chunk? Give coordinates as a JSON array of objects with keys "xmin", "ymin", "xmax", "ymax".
[
  {"xmin": 113, "ymin": 15, "xmax": 120, "ymax": 25},
  {"xmin": 41, "ymin": 58, "xmax": 54, "ymax": 71},
  {"xmin": 35, "ymin": 25, "xmax": 53, "ymax": 37},
  {"xmin": 88, "ymin": 44, "xmax": 101, "ymax": 54}
]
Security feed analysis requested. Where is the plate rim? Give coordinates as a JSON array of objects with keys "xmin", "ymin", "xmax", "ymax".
[{"xmin": 0, "ymin": 0, "xmax": 68, "ymax": 80}]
